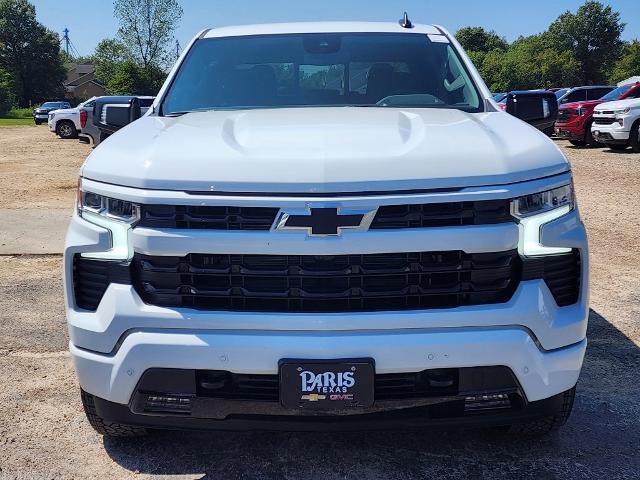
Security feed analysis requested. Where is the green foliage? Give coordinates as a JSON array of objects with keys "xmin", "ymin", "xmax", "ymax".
[
  {"xmin": 0, "ymin": 0, "xmax": 66, "ymax": 106},
  {"xmin": 456, "ymin": 27, "xmax": 508, "ymax": 53},
  {"xmin": 609, "ymin": 41, "xmax": 640, "ymax": 84},
  {"xmin": 94, "ymin": 38, "xmax": 131, "ymax": 86},
  {"xmin": 0, "ymin": 67, "xmax": 14, "ymax": 115},
  {"xmin": 547, "ymin": 0, "xmax": 625, "ymax": 84},
  {"xmin": 482, "ymin": 35, "xmax": 581, "ymax": 91},
  {"xmin": 106, "ymin": 59, "xmax": 166, "ymax": 95}
]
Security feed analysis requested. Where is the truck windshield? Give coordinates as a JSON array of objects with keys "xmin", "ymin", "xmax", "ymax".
[{"xmin": 161, "ymin": 32, "xmax": 482, "ymax": 114}]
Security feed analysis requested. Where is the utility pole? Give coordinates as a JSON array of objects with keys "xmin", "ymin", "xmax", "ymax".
[{"xmin": 63, "ymin": 28, "xmax": 70, "ymax": 56}]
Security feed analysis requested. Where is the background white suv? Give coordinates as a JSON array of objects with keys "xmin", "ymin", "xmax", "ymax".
[{"xmin": 592, "ymin": 97, "xmax": 640, "ymax": 152}]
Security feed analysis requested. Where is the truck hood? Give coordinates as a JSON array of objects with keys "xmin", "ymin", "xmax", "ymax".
[
  {"xmin": 82, "ymin": 107, "xmax": 569, "ymax": 194},
  {"xmin": 51, "ymin": 107, "xmax": 79, "ymax": 115},
  {"xmin": 594, "ymin": 98, "xmax": 640, "ymax": 111}
]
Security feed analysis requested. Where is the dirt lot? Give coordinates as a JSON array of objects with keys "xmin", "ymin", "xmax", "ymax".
[{"xmin": 0, "ymin": 127, "xmax": 639, "ymax": 479}]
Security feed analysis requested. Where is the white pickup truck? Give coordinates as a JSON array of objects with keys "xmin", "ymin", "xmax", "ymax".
[
  {"xmin": 592, "ymin": 96, "xmax": 640, "ymax": 152},
  {"xmin": 48, "ymin": 97, "xmax": 96, "ymax": 139},
  {"xmin": 64, "ymin": 19, "xmax": 588, "ymax": 437}
]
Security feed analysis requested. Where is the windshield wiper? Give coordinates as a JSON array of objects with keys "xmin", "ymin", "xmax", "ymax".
[{"xmin": 163, "ymin": 111, "xmax": 193, "ymax": 117}]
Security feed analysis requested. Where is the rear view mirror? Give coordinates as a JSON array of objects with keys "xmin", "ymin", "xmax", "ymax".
[
  {"xmin": 506, "ymin": 91, "xmax": 558, "ymax": 133},
  {"xmin": 94, "ymin": 96, "xmax": 142, "ymax": 140}
]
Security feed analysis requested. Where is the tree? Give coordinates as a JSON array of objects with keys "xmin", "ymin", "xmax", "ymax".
[
  {"xmin": 0, "ymin": 66, "xmax": 14, "ymax": 115},
  {"xmin": 475, "ymin": 34, "xmax": 581, "ymax": 92},
  {"xmin": 0, "ymin": 0, "xmax": 66, "ymax": 106},
  {"xmin": 105, "ymin": 59, "xmax": 166, "ymax": 95},
  {"xmin": 113, "ymin": 0, "xmax": 183, "ymax": 70},
  {"xmin": 609, "ymin": 40, "xmax": 640, "ymax": 84},
  {"xmin": 93, "ymin": 38, "xmax": 130, "ymax": 86},
  {"xmin": 456, "ymin": 27, "xmax": 508, "ymax": 54},
  {"xmin": 547, "ymin": 0, "xmax": 625, "ymax": 84}
]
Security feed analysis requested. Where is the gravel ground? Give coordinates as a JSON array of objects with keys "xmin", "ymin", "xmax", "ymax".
[{"xmin": 0, "ymin": 127, "xmax": 639, "ymax": 479}]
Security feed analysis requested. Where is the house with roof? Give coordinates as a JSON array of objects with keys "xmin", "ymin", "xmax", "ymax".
[{"xmin": 64, "ymin": 63, "xmax": 106, "ymax": 100}]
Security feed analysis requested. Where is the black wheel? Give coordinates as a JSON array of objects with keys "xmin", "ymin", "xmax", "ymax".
[
  {"xmin": 607, "ymin": 143, "xmax": 628, "ymax": 151},
  {"xmin": 56, "ymin": 120, "xmax": 77, "ymax": 139},
  {"xmin": 630, "ymin": 122, "xmax": 640, "ymax": 153},
  {"xmin": 569, "ymin": 139, "xmax": 585, "ymax": 147},
  {"xmin": 34, "ymin": 120, "xmax": 42, "ymax": 125},
  {"xmin": 81, "ymin": 389, "xmax": 148, "ymax": 437},
  {"xmin": 584, "ymin": 121, "xmax": 597, "ymax": 146},
  {"xmin": 508, "ymin": 387, "xmax": 575, "ymax": 435}
]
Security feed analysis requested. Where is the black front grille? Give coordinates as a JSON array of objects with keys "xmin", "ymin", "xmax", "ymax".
[
  {"xmin": 138, "ymin": 200, "xmax": 514, "ymax": 231},
  {"xmin": 593, "ymin": 117, "xmax": 617, "ymax": 125},
  {"xmin": 370, "ymin": 200, "xmax": 512, "ymax": 229},
  {"xmin": 557, "ymin": 109, "xmax": 575, "ymax": 122},
  {"xmin": 522, "ymin": 250, "xmax": 581, "ymax": 306},
  {"xmin": 196, "ymin": 369, "xmax": 460, "ymax": 402},
  {"xmin": 138, "ymin": 205, "xmax": 279, "ymax": 230},
  {"xmin": 72, "ymin": 256, "xmax": 130, "ymax": 310},
  {"xmin": 131, "ymin": 250, "xmax": 521, "ymax": 312}
]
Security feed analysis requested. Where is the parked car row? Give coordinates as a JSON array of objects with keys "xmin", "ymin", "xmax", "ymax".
[
  {"xmin": 493, "ymin": 80, "xmax": 640, "ymax": 152},
  {"xmin": 33, "ymin": 95, "xmax": 155, "ymax": 147},
  {"xmin": 555, "ymin": 82, "xmax": 640, "ymax": 151}
]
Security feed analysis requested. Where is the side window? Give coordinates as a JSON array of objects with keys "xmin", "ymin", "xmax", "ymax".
[
  {"xmin": 587, "ymin": 88, "xmax": 608, "ymax": 100},
  {"xmin": 562, "ymin": 90, "xmax": 584, "ymax": 103},
  {"xmin": 84, "ymin": 101, "xmax": 95, "ymax": 108}
]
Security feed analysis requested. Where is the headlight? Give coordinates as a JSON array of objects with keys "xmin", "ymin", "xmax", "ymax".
[
  {"xmin": 511, "ymin": 184, "xmax": 574, "ymax": 256},
  {"xmin": 614, "ymin": 107, "xmax": 630, "ymax": 116},
  {"xmin": 77, "ymin": 180, "xmax": 140, "ymax": 260},
  {"xmin": 576, "ymin": 107, "xmax": 587, "ymax": 116}
]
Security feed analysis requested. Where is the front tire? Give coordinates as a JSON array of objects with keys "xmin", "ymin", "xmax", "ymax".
[
  {"xmin": 34, "ymin": 120, "xmax": 42, "ymax": 125},
  {"xmin": 56, "ymin": 120, "xmax": 77, "ymax": 139},
  {"xmin": 81, "ymin": 389, "xmax": 148, "ymax": 437},
  {"xmin": 584, "ymin": 121, "xmax": 597, "ymax": 147},
  {"xmin": 569, "ymin": 139, "xmax": 585, "ymax": 147},
  {"xmin": 630, "ymin": 122, "xmax": 640, "ymax": 153},
  {"xmin": 508, "ymin": 387, "xmax": 575, "ymax": 435}
]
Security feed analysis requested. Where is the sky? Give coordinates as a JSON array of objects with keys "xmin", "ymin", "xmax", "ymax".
[{"xmin": 31, "ymin": 0, "xmax": 640, "ymax": 57}]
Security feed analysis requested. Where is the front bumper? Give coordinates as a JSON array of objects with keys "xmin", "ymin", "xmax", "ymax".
[
  {"xmin": 72, "ymin": 328, "xmax": 586, "ymax": 407},
  {"xmin": 591, "ymin": 121, "xmax": 630, "ymax": 143},
  {"xmin": 554, "ymin": 123, "xmax": 584, "ymax": 141}
]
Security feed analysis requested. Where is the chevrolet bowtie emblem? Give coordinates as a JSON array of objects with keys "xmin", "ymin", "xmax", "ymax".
[
  {"xmin": 276, "ymin": 207, "xmax": 376, "ymax": 236},
  {"xmin": 301, "ymin": 393, "xmax": 326, "ymax": 402}
]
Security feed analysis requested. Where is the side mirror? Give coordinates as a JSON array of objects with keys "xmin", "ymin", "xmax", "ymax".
[
  {"xmin": 506, "ymin": 91, "xmax": 558, "ymax": 132},
  {"xmin": 94, "ymin": 96, "xmax": 142, "ymax": 139}
]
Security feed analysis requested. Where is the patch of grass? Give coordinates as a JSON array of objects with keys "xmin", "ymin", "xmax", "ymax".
[{"xmin": 0, "ymin": 118, "xmax": 36, "ymax": 126}]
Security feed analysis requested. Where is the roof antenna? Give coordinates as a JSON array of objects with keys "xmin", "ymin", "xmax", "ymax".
[{"xmin": 399, "ymin": 12, "xmax": 413, "ymax": 29}]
